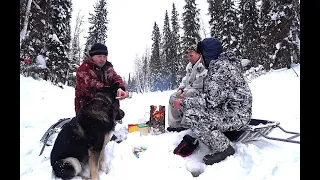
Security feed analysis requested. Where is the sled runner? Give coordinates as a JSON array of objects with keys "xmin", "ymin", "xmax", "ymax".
[
  {"xmin": 39, "ymin": 117, "xmax": 123, "ymax": 156},
  {"xmin": 39, "ymin": 118, "xmax": 72, "ymax": 156},
  {"xmin": 224, "ymin": 119, "xmax": 300, "ymax": 144}
]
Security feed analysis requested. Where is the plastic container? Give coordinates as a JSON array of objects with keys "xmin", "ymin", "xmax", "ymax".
[
  {"xmin": 128, "ymin": 124, "xmax": 138, "ymax": 133},
  {"xmin": 138, "ymin": 123, "xmax": 149, "ymax": 136}
]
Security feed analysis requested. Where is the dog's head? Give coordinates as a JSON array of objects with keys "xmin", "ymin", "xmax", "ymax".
[{"xmin": 81, "ymin": 82, "xmax": 120, "ymax": 121}]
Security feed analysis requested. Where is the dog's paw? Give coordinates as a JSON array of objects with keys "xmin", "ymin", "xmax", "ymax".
[{"xmin": 99, "ymin": 161, "xmax": 108, "ymax": 174}]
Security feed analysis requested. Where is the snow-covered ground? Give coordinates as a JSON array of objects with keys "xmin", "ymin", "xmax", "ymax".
[{"xmin": 20, "ymin": 65, "xmax": 300, "ymax": 180}]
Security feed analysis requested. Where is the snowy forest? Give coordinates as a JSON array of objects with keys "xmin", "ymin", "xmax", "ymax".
[{"xmin": 20, "ymin": 0, "xmax": 300, "ymax": 92}]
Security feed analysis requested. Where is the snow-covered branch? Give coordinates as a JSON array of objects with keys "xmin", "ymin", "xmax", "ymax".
[{"xmin": 20, "ymin": 0, "xmax": 33, "ymax": 49}]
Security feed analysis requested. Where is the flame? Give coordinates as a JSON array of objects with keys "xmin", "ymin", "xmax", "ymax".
[{"xmin": 151, "ymin": 106, "xmax": 164, "ymax": 120}]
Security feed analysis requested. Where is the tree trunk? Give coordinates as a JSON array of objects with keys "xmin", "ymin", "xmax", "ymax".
[{"xmin": 20, "ymin": 0, "xmax": 33, "ymax": 49}]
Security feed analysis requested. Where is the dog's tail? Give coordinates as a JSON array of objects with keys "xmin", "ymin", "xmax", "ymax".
[{"xmin": 52, "ymin": 157, "xmax": 82, "ymax": 179}]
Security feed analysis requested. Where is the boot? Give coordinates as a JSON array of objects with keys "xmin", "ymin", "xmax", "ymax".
[
  {"xmin": 203, "ymin": 144, "xmax": 235, "ymax": 165},
  {"xmin": 173, "ymin": 134, "xmax": 199, "ymax": 157}
]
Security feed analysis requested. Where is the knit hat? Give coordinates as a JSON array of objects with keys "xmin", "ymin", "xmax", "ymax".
[
  {"xmin": 186, "ymin": 44, "xmax": 198, "ymax": 53},
  {"xmin": 89, "ymin": 43, "xmax": 108, "ymax": 57},
  {"xmin": 196, "ymin": 41, "xmax": 203, "ymax": 54},
  {"xmin": 200, "ymin": 37, "xmax": 223, "ymax": 68}
]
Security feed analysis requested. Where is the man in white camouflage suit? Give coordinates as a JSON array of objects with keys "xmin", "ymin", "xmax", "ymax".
[
  {"xmin": 177, "ymin": 37, "xmax": 252, "ymax": 165},
  {"xmin": 167, "ymin": 45, "xmax": 208, "ymax": 132}
]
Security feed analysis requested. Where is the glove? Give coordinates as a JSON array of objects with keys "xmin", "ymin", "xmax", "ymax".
[
  {"xmin": 173, "ymin": 99, "xmax": 181, "ymax": 110},
  {"xmin": 173, "ymin": 134, "xmax": 199, "ymax": 157},
  {"xmin": 20, "ymin": 57, "xmax": 30, "ymax": 63}
]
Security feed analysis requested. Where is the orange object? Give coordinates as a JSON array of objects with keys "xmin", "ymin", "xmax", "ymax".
[{"xmin": 151, "ymin": 106, "xmax": 164, "ymax": 119}]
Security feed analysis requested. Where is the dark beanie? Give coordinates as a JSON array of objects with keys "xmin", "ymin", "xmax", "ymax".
[
  {"xmin": 200, "ymin": 37, "xmax": 223, "ymax": 68},
  {"xmin": 89, "ymin": 43, "xmax": 108, "ymax": 57},
  {"xmin": 196, "ymin": 41, "xmax": 203, "ymax": 54}
]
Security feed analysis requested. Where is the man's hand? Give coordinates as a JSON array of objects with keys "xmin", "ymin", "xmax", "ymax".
[
  {"xmin": 176, "ymin": 89, "xmax": 184, "ymax": 99},
  {"xmin": 177, "ymin": 89, "xmax": 182, "ymax": 95},
  {"xmin": 116, "ymin": 88, "xmax": 128, "ymax": 100}
]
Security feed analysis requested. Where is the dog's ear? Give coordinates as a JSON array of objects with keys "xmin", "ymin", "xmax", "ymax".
[
  {"xmin": 111, "ymin": 82, "xmax": 120, "ymax": 90},
  {"xmin": 107, "ymin": 82, "xmax": 120, "ymax": 99},
  {"xmin": 98, "ymin": 82, "xmax": 120, "ymax": 96},
  {"xmin": 106, "ymin": 82, "xmax": 120, "ymax": 95}
]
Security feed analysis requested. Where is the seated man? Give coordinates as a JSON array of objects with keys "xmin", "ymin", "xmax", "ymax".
[
  {"xmin": 167, "ymin": 45, "xmax": 208, "ymax": 132},
  {"xmin": 75, "ymin": 42, "xmax": 128, "ymax": 142},
  {"xmin": 174, "ymin": 37, "xmax": 252, "ymax": 165}
]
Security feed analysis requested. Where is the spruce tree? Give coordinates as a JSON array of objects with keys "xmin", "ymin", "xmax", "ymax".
[
  {"xmin": 207, "ymin": 0, "xmax": 224, "ymax": 40},
  {"xmin": 259, "ymin": 0, "xmax": 299, "ymax": 70},
  {"xmin": 45, "ymin": 0, "xmax": 72, "ymax": 86},
  {"xmin": 149, "ymin": 22, "xmax": 162, "ymax": 91},
  {"xmin": 259, "ymin": 0, "xmax": 274, "ymax": 70},
  {"xmin": 239, "ymin": 0, "xmax": 261, "ymax": 67},
  {"xmin": 171, "ymin": 3, "xmax": 183, "ymax": 88},
  {"xmin": 220, "ymin": 0, "xmax": 241, "ymax": 53},
  {"xmin": 142, "ymin": 48, "xmax": 151, "ymax": 92},
  {"xmin": 271, "ymin": 0, "xmax": 300, "ymax": 69},
  {"xmin": 20, "ymin": 0, "xmax": 50, "ymax": 79},
  {"xmin": 85, "ymin": 0, "xmax": 108, "ymax": 51},
  {"xmin": 161, "ymin": 10, "xmax": 173, "ymax": 90},
  {"xmin": 182, "ymin": 0, "xmax": 201, "ymax": 53}
]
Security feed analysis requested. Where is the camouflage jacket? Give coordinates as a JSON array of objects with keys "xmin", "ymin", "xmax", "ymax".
[
  {"xmin": 182, "ymin": 51, "xmax": 252, "ymax": 132},
  {"xmin": 178, "ymin": 59, "xmax": 208, "ymax": 97}
]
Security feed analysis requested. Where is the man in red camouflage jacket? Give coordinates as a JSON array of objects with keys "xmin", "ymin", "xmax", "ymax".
[{"xmin": 75, "ymin": 42, "xmax": 128, "ymax": 121}]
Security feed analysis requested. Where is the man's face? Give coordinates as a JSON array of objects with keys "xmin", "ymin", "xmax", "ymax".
[
  {"xmin": 187, "ymin": 50, "xmax": 200, "ymax": 64},
  {"xmin": 92, "ymin": 54, "xmax": 107, "ymax": 67}
]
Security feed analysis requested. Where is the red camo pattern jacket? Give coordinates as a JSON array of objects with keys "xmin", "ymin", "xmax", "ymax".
[{"xmin": 75, "ymin": 57, "xmax": 125, "ymax": 114}]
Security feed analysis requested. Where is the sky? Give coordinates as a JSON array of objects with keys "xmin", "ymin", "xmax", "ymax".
[
  {"xmin": 71, "ymin": 0, "xmax": 211, "ymax": 79},
  {"xmin": 20, "ymin": 65, "xmax": 300, "ymax": 179}
]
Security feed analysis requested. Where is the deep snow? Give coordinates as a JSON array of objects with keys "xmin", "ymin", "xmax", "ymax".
[{"xmin": 20, "ymin": 65, "xmax": 300, "ymax": 180}]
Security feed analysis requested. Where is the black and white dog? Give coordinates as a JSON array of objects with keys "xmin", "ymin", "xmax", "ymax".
[{"xmin": 50, "ymin": 82, "xmax": 120, "ymax": 180}]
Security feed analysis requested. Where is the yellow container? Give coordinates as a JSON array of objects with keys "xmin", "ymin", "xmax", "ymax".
[{"xmin": 128, "ymin": 124, "xmax": 138, "ymax": 133}]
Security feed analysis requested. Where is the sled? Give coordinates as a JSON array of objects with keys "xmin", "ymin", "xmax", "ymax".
[
  {"xmin": 224, "ymin": 119, "xmax": 300, "ymax": 144},
  {"xmin": 39, "ymin": 117, "xmax": 123, "ymax": 156},
  {"xmin": 39, "ymin": 118, "xmax": 299, "ymax": 156},
  {"xmin": 39, "ymin": 118, "xmax": 72, "ymax": 156}
]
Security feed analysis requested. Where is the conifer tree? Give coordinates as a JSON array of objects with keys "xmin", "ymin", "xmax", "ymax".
[
  {"xmin": 45, "ymin": 0, "xmax": 72, "ymax": 86},
  {"xmin": 171, "ymin": 3, "xmax": 183, "ymax": 88},
  {"xmin": 182, "ymin": 0, "xmax": 201, "ymax": 53},
  {"xmin": 20, "ymin": 0, "xmax": 49, "ymax": 79},
  {"xmin": 259, "ymin": 0, "xmax": 299, "ymax": 70},
  {"xmin": 161, "ymin": 10, "xmax": 173, "ymax": 90},
  {"xmin": 84, "ymin": 0, "xmax": 108, "ymax": 51},
  {"xmin": 207, "ymin": 0, "xmax": 224, "ymax": 40},
  {"xmin": 149, "ymin": 22, "xmax": 162, "ymax": 91},
  {"xmin": 239, "ymin": 0, "xmax": 261, "ymax": 66}
]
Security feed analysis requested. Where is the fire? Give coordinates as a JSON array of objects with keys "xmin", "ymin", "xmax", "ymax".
[{"xmin": 151, "ymin": 106, "xmax": 164, "ymax": 120}]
